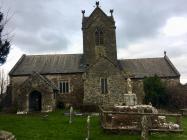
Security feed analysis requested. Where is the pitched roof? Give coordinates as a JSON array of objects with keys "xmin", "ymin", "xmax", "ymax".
[
  {"xmin": 82, "ymin": 7, "xmax": 114, "ymax": 29},
  {"xmin": 34, "ymin": 72, "xmax": 59, "ymax": 90},
  {"xmin": 9, "ymin": 54, "xmax": 180, "ymax": 78},
  {"xmin": 17, "ymin": 72, "xmax": 59, "ymax": 92},
  {"xmin": 9, "ymin": 54, "xmax": 84, "ymax": 76},
  {"xmin": 118, "ymin": 57, "xmax": 180, "ymax": 78},
  {"xmin": 28, "ymin": 72, "xmax": 58, "ymax": 90}
]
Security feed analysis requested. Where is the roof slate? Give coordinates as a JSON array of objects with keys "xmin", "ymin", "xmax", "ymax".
[
  {"xmin": 118, "ymin": 57, "xmax": 180, "ymax": 78},
  {"xmin": 9, "ymin": 54, "xmax": 180, "ymax": 78},
  {"xmin": 9, "ymin": 54, "xmax": 84, "ymax": 76}
]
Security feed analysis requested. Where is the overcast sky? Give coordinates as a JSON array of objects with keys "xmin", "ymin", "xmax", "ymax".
[{"xmin": 0, "ymin": 0, "xmax": 187, "ymax": 84}]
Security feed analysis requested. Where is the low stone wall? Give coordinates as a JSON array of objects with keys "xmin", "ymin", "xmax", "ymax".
[{"xmin": 100, "ymin": 105, "xmax": 181, "ymax": 131}]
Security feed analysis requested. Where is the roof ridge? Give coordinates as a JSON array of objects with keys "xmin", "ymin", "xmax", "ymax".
[
  {"xmin": 26, "ymin": 53, "xmax": 83, "ymax": 56},
  {"xmin": 118, "ymin": 57, "xmax": 163, "ymax": 61}
]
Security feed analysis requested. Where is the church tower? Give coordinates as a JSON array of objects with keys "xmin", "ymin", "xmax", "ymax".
[{"xmin": 82, "ymin": 2, "xmax": 117, "ymax": 66}]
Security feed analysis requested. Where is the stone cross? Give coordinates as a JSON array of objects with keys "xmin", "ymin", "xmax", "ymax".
[
  {"xmin": 127, "ymin": 77, "xmax": 133, "ymax": 94},
  {"xmin": 85, "ymin": 116, "xmax": 90, "ymax": 140},
  {"xmin": 69, "ymin": 106, "xmax": 73, "ymax": 124}
]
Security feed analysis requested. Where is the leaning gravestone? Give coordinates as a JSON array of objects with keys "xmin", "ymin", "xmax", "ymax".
[
  {"xmin": 0, "ymin": 130, "xmax": 16, "ymax": 140},
  {"xmin": 85, "ymin": 116, "xmax": 90, "ymax": 140},
  {"xmin": 69, "ymin": 106, "xmax": 73, "ymax": 124}
]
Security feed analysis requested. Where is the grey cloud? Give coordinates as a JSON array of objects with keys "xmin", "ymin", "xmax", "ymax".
[
  {"xmin": 111, "ymin": 0, "xmax": 187, "ymax": 46},
  {"xmin": 1, "ymin": 0, "xmax": 187, "ymax": 52},
  {"xmin": 15, "ymin": 28, "xmax": 68, "ymax": 53},
  {"xmin": 1, "ymin": 0, "xmax": 75, "ymax": 53}
]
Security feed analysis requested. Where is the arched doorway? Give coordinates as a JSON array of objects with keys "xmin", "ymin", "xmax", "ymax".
[{"xmin": 29, "ymin": 91, "xmax": 42, "ymax": 112}]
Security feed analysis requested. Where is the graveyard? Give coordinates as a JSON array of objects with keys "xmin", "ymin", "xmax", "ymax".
[
  {"xmin": 0, "ymin": 110, "xmax": 187, "ymax": 140},
  {"xmin": 0, "ymin": 1, "xmax": 187, "ymax": 140},
  {"xmin": 0, "ymin": 73, "xmax": 186, "ymax": 140}
]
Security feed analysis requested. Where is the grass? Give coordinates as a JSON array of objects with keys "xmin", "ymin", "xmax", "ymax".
[{"xmin": 0, "ymin": 110, "xmax": 187, "ymax": 140}]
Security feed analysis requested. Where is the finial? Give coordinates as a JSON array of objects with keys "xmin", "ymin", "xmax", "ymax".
[
  {"xmin": 81, "ymin": 10, "xmax": 85, "ymax": 17},
  {"xmin": 110, "ymin": 9, "xmax": 114, "ymax": 16},
  {"xmin": 164, "ymin": 51, "xmax": 167, "ymax": 56},
  {"xmin": 96, "ymin": 1, "xmax": 99, "ymax": 7}
]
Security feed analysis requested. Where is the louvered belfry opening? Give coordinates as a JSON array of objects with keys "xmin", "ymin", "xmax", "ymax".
[{"xmin": 95, "ymin": 27, "xmax": 104, "ymax": 46}]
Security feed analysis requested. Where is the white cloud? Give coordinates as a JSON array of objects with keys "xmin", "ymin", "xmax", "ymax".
[{"xmin": 162, "ymin": 17, "xmax": 187, "ymax": 36}]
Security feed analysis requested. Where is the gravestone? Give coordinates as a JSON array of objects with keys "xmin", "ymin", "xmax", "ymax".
[
  {"xmin": 85, "ymin": 116, "xmax": 90, "ymax": 140},
  {"xmin": 69, "ymin": 106, "xmax": 73, "ymax": 124}
]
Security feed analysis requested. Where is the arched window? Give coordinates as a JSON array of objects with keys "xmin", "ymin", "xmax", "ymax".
[{"xmin": 95, "ymin": 28, "xmax": 104, "ymax": 46}]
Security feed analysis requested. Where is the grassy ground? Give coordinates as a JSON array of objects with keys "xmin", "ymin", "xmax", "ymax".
[{"xmin": 0, "ymin": 110, "xmax": 187, "ymax": 140}]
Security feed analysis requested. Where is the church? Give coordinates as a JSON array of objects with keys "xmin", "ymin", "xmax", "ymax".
[{"xmin": 8, "ymin": 2, "xmax": 180, "ymax": 112}]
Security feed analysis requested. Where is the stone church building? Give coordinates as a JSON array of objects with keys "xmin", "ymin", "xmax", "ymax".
[{"xmin": 9, "ymin": 2, "xmax": 180, "ymax": 112}]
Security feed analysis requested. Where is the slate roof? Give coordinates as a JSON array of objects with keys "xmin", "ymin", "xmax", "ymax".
[
  {"xmin": 9, "ymin": 54, "xmax": 180, "ymax": 78},
  {"xmin": 9, "ymin": 54, "xmax": 84, "ymax": 76},
  {"xmin": 118, "ymin": 56, "xmax": 180, "ymax": 78}
]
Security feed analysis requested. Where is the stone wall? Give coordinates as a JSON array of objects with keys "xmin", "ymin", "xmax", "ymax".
[
  {"xmin": 45, "ymin": 73, "xmax": 84, "ymax": 108},
  {"xmin": 9, "ymin": 72, "xmax": 180, "ymax": 111},
  {"xmin": 83, "ymin": 58, "xmax": 126, "ymax": 106},
  {"xmin": 15, "ymin": 73, "xmax": 56, "ymax": 112},
  {"xmin": 83, "ymin": 59, "xmax": 180, "ymax": 106},
  {"xmin": 10, "ymin": 76, "xmax": 28, "ymax": 102},
  {"xmin": 82, "ymin": 8, "xmax": 117, "ymax": 65},
  {"xmin": 10, "ymin": 73, "xmax": 84, "ymax": 110},
  {"xmin": 162, "ymin": 78, "xmax": 180, "ymax": 87}
]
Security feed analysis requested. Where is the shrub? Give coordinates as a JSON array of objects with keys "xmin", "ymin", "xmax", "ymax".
[
  {"xmin": 143, "ymin": 75, "xmax": 167, "ymax": 107},
  {"xmin": 166, "ymin": 84, "xmax": 187, "ymax": 109}
]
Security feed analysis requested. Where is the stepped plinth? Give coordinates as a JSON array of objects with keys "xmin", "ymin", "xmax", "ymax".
[{"xmin": 124, "ymin": 93, "xmax": 137, "ymax": 106}]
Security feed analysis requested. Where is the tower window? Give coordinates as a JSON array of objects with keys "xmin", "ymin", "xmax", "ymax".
[
  {"xmin": 101, "ymin": 78, "xmax": 108, "ymax": 94},
  {"xmin": 59, "ymin": 80, "xmax": 70, "ymax": 93},
  {"xmin": 95, "ymin": 28, "xmax": 104, "ymax": 46}
]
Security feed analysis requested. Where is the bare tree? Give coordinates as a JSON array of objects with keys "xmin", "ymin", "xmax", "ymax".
[{"xmin": 0, "ymin": 68, "xmax": 9, "ymax": 94}]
